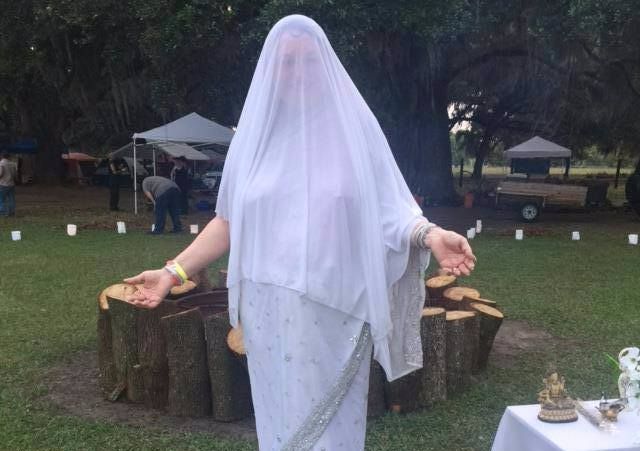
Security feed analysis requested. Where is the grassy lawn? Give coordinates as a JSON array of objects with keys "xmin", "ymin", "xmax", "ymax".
[{"xmin": 1, "ymin": 209, "xmax": 639, "ymax": 450}]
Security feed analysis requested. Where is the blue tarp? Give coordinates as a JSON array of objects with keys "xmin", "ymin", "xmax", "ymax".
[{"xmin": 2, "ymin": 139, "xmax": 38, "ymax": 154}]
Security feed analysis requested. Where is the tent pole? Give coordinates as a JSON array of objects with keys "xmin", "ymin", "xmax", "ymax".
[
  {"xmin": 133, "ymin": 139, "xmax": 138, "ymax": 215},
  {"xmin": 153, "ymin": 148, "xmax": 157, "ymax": 176}
]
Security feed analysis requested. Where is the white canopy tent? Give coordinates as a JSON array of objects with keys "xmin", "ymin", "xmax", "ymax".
[
  {"xmin": 120, "ymin": 112, "xmax": 234, "ymax": 214},
  {"xmin": 110, "ymin": 141, "xmax": 211, "ymax": 161},
  {"xmin": 504, "ymin": 136, "xmax": 571, "ymax": 160},
  {"xmin": 504, "ymin": 136, "xmax": 572, "ymax": 177}
]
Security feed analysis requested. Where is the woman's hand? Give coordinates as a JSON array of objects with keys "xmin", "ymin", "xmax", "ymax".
[
  {"xmin": 425, "ymin": 228, "xmax": 476, "ymax": 276},
  {"xmin": 123, "ymin": 269, "xmax": 174, "ymax": 309}
]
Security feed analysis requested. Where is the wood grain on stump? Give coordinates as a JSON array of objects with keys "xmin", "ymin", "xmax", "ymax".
[
  {"xmin": 425, "ymin": 275, "xmax": 456, "ymax": 307},
  {"xmin": 443, "ymin": 287, "xmax": 480, "ymax": 311}
]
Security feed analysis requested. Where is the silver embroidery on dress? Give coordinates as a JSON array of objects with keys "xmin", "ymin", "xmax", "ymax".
[{"xmin": 282, "ymin": 323, "xmax": 372, "ymax": 451}]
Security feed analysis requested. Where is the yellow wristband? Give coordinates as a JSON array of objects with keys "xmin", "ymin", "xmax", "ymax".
[{"xmin": 173, "ymin": 261, "xmax": 188, "ymax": 282}]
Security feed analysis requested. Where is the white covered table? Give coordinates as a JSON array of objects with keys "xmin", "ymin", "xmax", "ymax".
[{"xmin": 492, "ymin": 401, "xmax": 640, "ymax": 451}]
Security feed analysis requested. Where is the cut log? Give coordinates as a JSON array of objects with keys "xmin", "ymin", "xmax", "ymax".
[
  {"xmin": 162, "ymin": 308, "xmax": 212, "ymax": 417},
  {"xmin": 97, "ymin": 289, "xmax": 118, "ymax": 399},
  {"xmin": 136, "ymin": 302, "xmax": 182, "ymax": 409},
  {"xmin": 191, "ymin": 268, "xmax": 213, "ymax": 293},
  {"xmin": 386, "ymin": 369, "xmax": 420, "ymax": 414},
  {"xmin": 425, "ymin": 275, "xmax": 457, "ymax": 307},
  {"xmin": 204, "ymin": 313, "xmax": 253, "ymax": 422},
  {"xmin": 175, "ymin": 290, "xmax": 228, "ymax": 317},
  {"xmin": 442, "ymin": 287, "xmax": 480, "ymax": 311},
  {"xmin": 166, "ymin": 280, "xmax": 197, "ymax": 299},
  {"xmin": 105, "ymin": 284, "xmax": 141, "ymax": 403},
  {"xmin": 367, "ymin": 358, "xmax": 387, "ymax": 417},
  {"xmin": 417, "ymin": 307, "xmax": 447, "ymax": 407},
  {"xmin": 218, "ymin": 269, "xmax": 228, "ymax": 288},
  {"xmin": 462, "ymin": 295, "xmax": 497, "ymax": 310},
  {"xmin": 470, "ymin": 303, "xmax": 504, "ymax": 372},
  {"xmin": 226, "ymin": 326, "xmax": 247, "ymax": 369},
  {"xmin": 445, "ymin": 311, "xmax": 476, "ymax": 394},
  {"xmin": 463, "ymin": 314, "xmax": 480, "ymax": 378}
]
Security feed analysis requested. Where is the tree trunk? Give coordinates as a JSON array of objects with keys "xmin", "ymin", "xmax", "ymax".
[
  {"xmin": 417, "ymin": 307, "xmax": 447, "ymax": 407},
  {"xmin": 391, "ymin": 103, "xmax": 457, "ymax": 203},
  {"xmin": 204, "ymin": 312, "xmax": 253, "ymax": 422},
  {"xmin": 364, "ymin": 34, "xmax": 457, "ymax": 204},
  {"xmin": 161, "ymin": 308, "xmax": 212, "ymax": 417}
]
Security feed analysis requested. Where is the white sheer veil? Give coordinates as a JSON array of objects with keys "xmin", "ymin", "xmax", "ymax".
[{"xmin": 216, "ymin": 14, "xmax": 429, "ymax": 380}]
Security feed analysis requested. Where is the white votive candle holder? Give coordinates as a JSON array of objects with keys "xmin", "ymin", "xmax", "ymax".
[
  {"xmin": 572, "ymin": 231, "xmax": 580, "ymax": 241},
  {"xmin": 116, "ymin": 221, "xmax": 126, "ymax": 234},
  {"xmin": 467, "ymin": 228, "xmax": 476, "ymax": 239},
  {"xmin": 515, "ymin": 229, "xmax": 524, "ymax": 240},
  {"xmin": 11, "ymin": 230, "xmax": 21, "ymax": 241},
  {"xmin": 629, "ymin": 234, "xmax": 639, "ymax": 245},
  {"xmin": 190, "ymin": 224, "xmax": 199, "ymax": 234},
  {"xmin": 67, "ymin": 224, "xmax": 77, "ymax": 236},
  {"xmin": 475, "ymin": 220, "xmax": 482, "ymax": 233}
]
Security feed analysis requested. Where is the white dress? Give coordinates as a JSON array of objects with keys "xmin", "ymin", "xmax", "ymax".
[
  {"xmin": 238, "ymin": 243, "xmax": 428, "ymax": 451},
  {"xmin": 239, "ymin": 281, "xmax": 372, "ymax": 450}
]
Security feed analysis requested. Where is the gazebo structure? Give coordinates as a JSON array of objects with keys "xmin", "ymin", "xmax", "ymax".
[
  {"xmin": 111, "ymin": 113, "xmax": 234, "ymax": 214},
  {"xmin": 503, "ymin": 136, "xmax": 572, "ymax": 177}
]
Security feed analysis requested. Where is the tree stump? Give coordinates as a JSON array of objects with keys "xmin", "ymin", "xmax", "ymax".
[
  {"xmin": 136, "ymin": 301, "xmax": 182, "ymax": 408},
  {"xmin": 425, "ymin": 275, "xmax": 456, "ymax": 307},
  {"xmin": 367, "ymin": 357, "xmax": 387, "ymax": 417},
  {"xmin": 166, "ymin": 280, "xmax": 198, "ymax": 299},
  {"xmin": 162, "ymin": 308, "xmax": 212, "ymax": 417},
  {"xmin": 462, "ymin": 295, "xmax": 498, "ymax": 310},
  {"xmin": 191, "ymin": 268, "xmax": 213, "ymax": 293},
  {"xmin": 205, "ymin": 313, "xmax": 253, "ymax": 422},
  {"xmin": 226, "ymin": 326, "xmax": 248, "ymax": 369},
  {"xmin": 417, "ymin": 307, "xmax": 447, "ymax": 407},
  {"xmin": 442, "ymin": 287, "xmax": 480, "ymax": 311},
  {"xmin": 105, "ymin": 284, "xmax": 141, "ymax": 402},
  {"xmin": 470, "ymin": 303, "xmax": 504, "ymax": 372},
  {"xmin": 445, "ymin": 311, "xmax": 477, "ymax": 394},
  {"xmin": 97, "ymin": 289, "xmax": 118, "ymax": 399},
  {"xmin": 386, "ymin": 369, "xmax": 421, "ymax": 414},
  {"xmin": 463, "ymin": 314, "xmax": 480, "ymax": 378},
  {"xmin": 218, "ymin": 269, "xmax": 228, "ymax": 288}
]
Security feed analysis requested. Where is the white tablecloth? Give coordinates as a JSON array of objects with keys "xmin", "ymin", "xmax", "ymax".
[{"xmin": 492, "ymin": 401, "xmax": 640, "ymax": 451}]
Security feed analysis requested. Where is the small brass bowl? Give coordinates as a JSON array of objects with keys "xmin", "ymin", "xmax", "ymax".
[{"xmin": 596, "ymin": 402, "xmax": 625, "ymax": 422}]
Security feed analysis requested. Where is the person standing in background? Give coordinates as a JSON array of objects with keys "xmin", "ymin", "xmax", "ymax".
[
  {"xmin": 170, "ymin": 156, "xmax": 191, "ymax": 214},
  {"xmin": 0, "ymin": 152, "xmax": 18, "ymax": 216},
  {"xmin": 108, "ymin": 158, "xmax": 128, "ymax": 211}
]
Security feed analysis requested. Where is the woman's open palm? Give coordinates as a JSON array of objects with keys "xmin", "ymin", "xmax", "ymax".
[{"xmin": 427, "ymin": 229, "xmax": 476, "ymax": 276}]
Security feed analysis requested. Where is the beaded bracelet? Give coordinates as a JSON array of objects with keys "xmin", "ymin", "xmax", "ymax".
[{"xmin": 412, "ymin": 221, "xmax": 438, "ymax": 250}]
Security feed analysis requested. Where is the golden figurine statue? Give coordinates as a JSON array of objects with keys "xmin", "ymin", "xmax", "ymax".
[{"xmin": 537, "ymin": 371, "xmax": 578, "ymax": 423}]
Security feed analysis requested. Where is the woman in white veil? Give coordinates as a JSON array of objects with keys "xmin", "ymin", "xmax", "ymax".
[{"xmin": 126, "ymin": 15, "xmax": 475, "ymax": 450}]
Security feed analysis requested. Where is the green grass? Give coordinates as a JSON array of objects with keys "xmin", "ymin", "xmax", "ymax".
[{"xmin": 1, "ymin": 214, "xmax": 639, "ymax": 450}]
